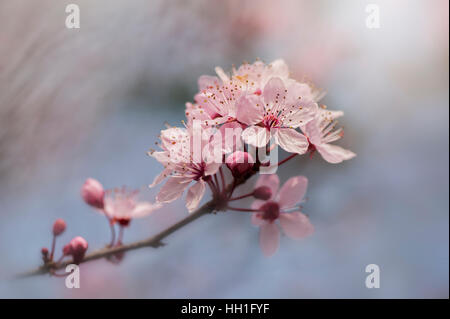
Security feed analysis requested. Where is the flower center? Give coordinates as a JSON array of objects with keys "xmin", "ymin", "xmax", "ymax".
[
  {"xmin": 259, "ymin": 201, "xmax": 280, "ymax": 221},
  {"xmin": 262, "ymin": 114, "xmax": 280, "ymax": 129}
]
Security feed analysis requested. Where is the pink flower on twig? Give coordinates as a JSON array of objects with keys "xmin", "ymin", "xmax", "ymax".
[
  {"xmin": 104, "ymin": 187, "xmax": 162, "ymax": 227},
  {"xmin": 301, "ymin": 108, "xmax": 356, "ymax": 163},
  {"xmin": 251, "ymin": 174, "xmax": 314, "ymax": 257}
]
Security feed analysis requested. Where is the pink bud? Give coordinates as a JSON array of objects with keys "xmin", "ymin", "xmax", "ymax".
[
  {"xmin": 253, "ymin": 186, "xmax": 272, "ymax": 200},
  {"xmin": 41, "ymin": 247, "xmax": 49, "ymax": 256},
  {"xmin": 52, "ymin": 218, "xmax": 66, "ymax": 236},
  {"xmin": 226, "ymin": 151, "xmax": 254, "ymax": 177},
  {"xmin": 63, "ymin": 244, "xmax": 72, "ymax": 256},
  {"xmin": 66, "ymin": 236, "xmax": 89, "ymax": 264},
  {"xmin": 81, "ymin": 178, "xmax": 105, "ymax": 209}
]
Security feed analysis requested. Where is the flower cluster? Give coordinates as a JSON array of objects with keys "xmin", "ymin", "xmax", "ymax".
[
  {"xmin": 148, "ymin": 59, "xmax": 355, "ymax": 256},
  {"xmin": 38, "ymin": 59, "xmax": 355, "ymax": 274}
]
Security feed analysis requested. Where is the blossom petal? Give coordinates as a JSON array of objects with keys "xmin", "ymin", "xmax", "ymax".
[
  {"xmin": 276, "ymin": 176, "xmax": 308, "ymax": 209},
  {"xmin": 263, "ymin": 77, "xmax": 286, "ymax": 106},
  {"xmin": 279, "ymin": 212, "xmax": 314, "ymax": 239},
  {"xmin": 255, "ymin": 174, "xmax": 279, "ymax": 199},
  {"xmin": 220, "ymin": 121, "xmax": 245, "ymax": 153},
  {"xmin": 215, "ymin": 66, "xmax": 229, "ymax": 82},
  {"xmin": 269, "ymin": 59, "xmax": 289, "ymax": 79},
  {"xmin": 259, "ymin": 223, "xmax": 280, "ymax": 257},
  {"xmin": 236, "ymin": 95, "xmax": 264, "ymax": 125},
  {"xmin": 251, "ymin": 199, "xmax": 265, "ymax": 210},
  {"xmin": 301, "ymin": 118, "xmax": 322, "ymax": 145},
  {"xmin": 131, "ymin": 202, "xmax": 162, "ymax": 218},
  {"xmin": 316, "ymin": 143, "xmax": 356, "ymax": 164},
  {"xmin": 156, "ymin": 177, "xmax": 190, "ymax": 203},
  {"xmin": 149, "ymin": 168, "xmax": 171, "ymax": 188},
  {"xmin": 251, "ymin": 213, "xmax": 266, "ymax": 226},
  {"xmin": 275, "ymin": 128, "xmax": 309, "ymax": 154},
  {"xmin": 242, "ymin": 126, "xmax": 270, "ymax": 148},
  {"xmin": 198, "ymin": 75, "xmax": 220, "ymax": 91},
  {"xmin": 186, "ymin": 180, "xmax": 206, "ymax": 213}
]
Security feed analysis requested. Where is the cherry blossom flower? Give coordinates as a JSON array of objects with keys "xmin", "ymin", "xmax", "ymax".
[
  {"xmin": 149, "ymin": 126, "xmax": 221, "ymax": 212},
  {"xmin": 251, "ymin": 174, "xmax": 314, "ymax": 257},
  {"xmin": 237, "ymin": 76, "xmax": 318, "ymax": 154},
  {"xmin": 301, "ymin": 108, "xmax": 356, "ymax": 163},
  {"xmin": 187, "ymin": 59, "xmax": 318, "ymax": 127},
  {"xmin": 103, "ymin": 187, "xmax": 162, "ymax": 227}
]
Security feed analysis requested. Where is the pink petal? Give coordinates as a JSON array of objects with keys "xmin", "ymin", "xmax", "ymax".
[
  {"xmin": 275, "ymin": 128, "xmax": 309, "ymax": 154},
  {"xmin": 156, "ymin": 177, "xmax": 190, "ymax": 203},
  {"xmin": 251, "ymin": 213, "xmax": 266, "ymax": 226},
  {"xmin": 279, "ymin": 212, "xmax": 314, "ymax": 239},
  {"xmin": 276, "ymin": 176, "xmax": 308, "ymax": 209},
  {"xmin": 198, "ymin": 75, "xmax": 220, "ymax": 91},
  {"xmin": 301, "ymin": 118, "xmax": 322, "ymax": 145},
  {"xmin": 316, "ymin": 143, "xmax": 356, "ymax": 164},
  {"xmin": 185, "ymin": 180, "xmax": 206, "ymax": 212},
  {"xmin": 236, "ymin": 95, "xmax": 265, "ymax": 125},
  {"xmin": 131, "ymin": 202, "xmax": 162, "ymax": 218},
  {"xmin": 269, "ymin": 59, "xmax": 289, "ymax": 79},
  {"xmin": 220, "ymin": 121, "xmax": 245, "ymax": 153},
  {"xmin": 255, "ymin": 174, "xmax": 280, "ymax": 199},
  {"xmin": 251, "ymin": 199, "xmax": 265, "ymax": 210},
  {"xmin": 149, "ymin": 168, "xmax": 171, "ymax": 188},
  {"xmin": 149, "ymin": 151, "xmax": 170, "ymax": 164},
  {"xmin": 204, "ymin": 162, "xmax": 221, "ymax": 176},
  {"xmin": 215, "ymin": 66, "xmax": 229, "ymax": 82},
  {"xmin": 259, "ymin": 222, "xmax": 280, "ymax": 257},
  {"xmin": 263, "ymin": 77, "xmax": 286, "ymax": 106},
  {"xmin": 242, "ymin": 126, "xmax": 270, "ymax": 148}
]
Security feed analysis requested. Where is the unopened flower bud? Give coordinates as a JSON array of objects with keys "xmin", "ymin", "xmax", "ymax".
[
  {"xmin": 65, "ymin": 236, "xmax": 89, "ymax": 264},
  {"xmin": 226, "ymin": 151, "xmax": 254, "ymax": 177},
  {"xmin": 63, "ymin": 244, "xmax": 72, "ymax": 256},
  {"xmin": 253, "ymin": 186, "xmax": 272, "ymax": 200},
  {"xmin": 81, "ymin": 178, "xmax": 105, "ymax": 209},
  {"xmin": 41, "ymin": 247, "xmax": 49, "ymax": 256},
  {"xmin": 52, "ymin": 218, "xmax": 66, "ymax": 236}
]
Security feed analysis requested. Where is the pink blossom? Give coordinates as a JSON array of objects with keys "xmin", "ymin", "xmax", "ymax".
[
  {"xmin": 251, "ymin": 174, "xmax": 314, "ymax": 257},
  {"xmin": 149, "ymin": 126, "xmax": 221, "ymax": 212},
  {"xmin": 301, "ymin": 108, "xmax": 356, "ymax": 163},
  {"xmin": 81, "ymin": 178, "xmax": 105, "ymax": 209},
  {"xmin": 187, "ymin": 59, "xmax": 304, "ymax": 128},
  {"xmin": 103, "ymin": 187, "xmax": 162, "ymax": 226},
  {"xmin": 237, "ymin": 76, "xmax": 318, "ymax": 154}
]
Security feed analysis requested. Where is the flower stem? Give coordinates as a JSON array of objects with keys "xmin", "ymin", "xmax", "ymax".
[
  {"xmin": 229, "ymin": 192, "xmax": 254, "ymax": 201},
  {"xmin": 226, "ymin": 206, "xmax": 258, "ymax": 212},
  {"xmin": 49, "ymin": 235, "xmax": 56, "ymax": 261},
  {"xmin": 277, "ymin": 153, "xmax": 298, "ymax": 166}
]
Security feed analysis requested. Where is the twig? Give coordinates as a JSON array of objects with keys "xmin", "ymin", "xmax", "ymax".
[{"xmin": 16, "ymin": 173, "xmax": 254, "ymax": 279}]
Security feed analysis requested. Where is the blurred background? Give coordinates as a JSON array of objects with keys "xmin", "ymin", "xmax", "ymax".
[{"xmin": 0, "ymin": 0, "xmax": 448, "ymax": 298}]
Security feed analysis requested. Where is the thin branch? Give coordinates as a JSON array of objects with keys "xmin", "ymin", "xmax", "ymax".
[{"xmin": 16, "ymin": 172, "xmax": 255, "ymax": 279}]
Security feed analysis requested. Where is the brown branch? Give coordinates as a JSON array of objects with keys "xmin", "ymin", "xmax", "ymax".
[{"xmin": 15, "ymin": 172, "xmax": 255, "ymax": 279}]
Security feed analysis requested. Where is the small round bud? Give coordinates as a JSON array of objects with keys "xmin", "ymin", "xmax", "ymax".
[
  {"xmin": 253, "ymin": 186, "xmax": 272, "ymax": 200},
  {"xmin": 41, "ymin": 247, "xmax": 49, "ymax": 256},
  {"xmin": 81, "ymin": 178, "xmax": 105, "ymax": 209},
  {"xmin": 226, "ymin": 151, "xmax": 254, "ymax": 177},
  {"xmin": 52, "ymin": 218, "xmax": 66, "ymax": 236},
  {"xmin": 65, "ymin": 236, "xmax": 89, "ymax": 264},
  {"xmin": 63, "ymin": 244, "xmax": 72, "ymax": 256}
]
